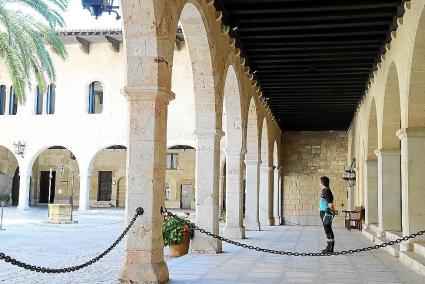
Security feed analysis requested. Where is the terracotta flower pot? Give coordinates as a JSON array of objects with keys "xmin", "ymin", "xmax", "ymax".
[{"xmin": 169, "ymin": 237, "xmax": 190, "ymax": 257}]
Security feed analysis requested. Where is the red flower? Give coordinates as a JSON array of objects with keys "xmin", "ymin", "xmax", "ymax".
[
  {"xmin": 184, "ymin": 232, "xmax": 189, "ymax": 239},
  {"xmin": 184, "ymin": 212, "xmax": 191, "ymax": 216},
  {"xmin": 180, "ymin": 226, "xmax": 185, "ymax": 231}
]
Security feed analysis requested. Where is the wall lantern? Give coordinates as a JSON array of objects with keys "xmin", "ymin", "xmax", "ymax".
[
  {"xmin": 343, "ymin": 158, "xmax": 356, "ymax": 187},
  {"xmin": 13, "ymin": 141, "xmax": 26, "ymax": 158},
  {"xmin": 81, "ymin": 0, "xmax": 121, "ymax": 20}
]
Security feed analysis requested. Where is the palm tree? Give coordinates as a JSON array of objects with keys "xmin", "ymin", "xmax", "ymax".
[{"xmin": 0, "ymin": 0, "xmax": 68, "ymax": 103}]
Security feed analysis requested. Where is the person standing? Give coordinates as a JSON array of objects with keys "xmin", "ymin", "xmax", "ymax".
[{"xmin": 319, "ymin": 176, "xmax": 338, "ymax": 253}]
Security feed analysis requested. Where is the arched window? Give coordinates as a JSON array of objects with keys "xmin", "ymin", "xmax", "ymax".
[
  {"xmin": 0, "ymin": 85, "xmax": 6, "ymax": 115},
  {"xmin": 88, "ymin": 81, "xmax": 103, "ymax": 114},
  {"xmin": 8, "ymin": 87, "xmax": 17, "ymax": 115},
  {"xmin": 35, "ymin": 86, "xmax": 43, "ymax": 115},
  {"xmin": 46, "ymin": 84, "xmax": 55, "ymax": 114}
]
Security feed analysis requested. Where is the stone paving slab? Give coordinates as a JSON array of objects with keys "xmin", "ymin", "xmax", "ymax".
[{"xmin": 0, "ymin": 207, "xmax": 424, "ymax": 283}]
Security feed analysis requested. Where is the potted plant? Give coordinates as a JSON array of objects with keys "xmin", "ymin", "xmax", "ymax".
[
  {"xmin": 0, "ymin": 194, "xmax": 10, "ymax": 206},
  {"xmin": 162, "ymin": 212, "xmax": 194, "ymax": 257}
]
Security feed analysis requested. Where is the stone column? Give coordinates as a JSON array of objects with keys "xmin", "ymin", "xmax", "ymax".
[
  {"xmin": 363, "ymin": 160, "xmax": 378, "ymax": 227},
  {"xmin": 78, "ymin": 174, "xmax": 91, "ymax": 212},
  {"xmin": 191, "ymin": 130, "xmax": 223, "ymax": 253},
  {"xmin": 375, "ymin": 149, "xmax": 401, "ymax": 236},
  {"xmin": 260, "ymin": 166, "xmax": 275, "ymax": 226},
  {"xmin": 244, "ymin": 159, "xmax": 261, "ymax": 231},
  {"xmin": 218, "ymin": 166, "xmax": 225, "ymax": 219},
  {"xmin": 223, "ymin": 147, "xmax": 246, "ymax": 239},
  {"xmin": 17, "ymin": 173, "xmax": 31, "ymax": 210},
  {"xmin": 347, "ymin": 185, "xmax": 355, "ymax": 211},
  {"xmin": 118, "ymin": 88, "xmax": 174, "ymax": 283},
  {"xmin": 273, "ymin": 167, "xmax": 281, "ymax": 225},
  {"xmin": 397, "ymin": 128, "xmax": 425, "ymax": 249}
]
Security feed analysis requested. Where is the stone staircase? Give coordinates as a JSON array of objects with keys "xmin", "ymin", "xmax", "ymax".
[
  {"xmin": 362, "ymin": 225, "xmax": 425, "ymax": 277},
  {"xmin": 399, "ymin": 242, "xmax": 425, "ymax": 277}
]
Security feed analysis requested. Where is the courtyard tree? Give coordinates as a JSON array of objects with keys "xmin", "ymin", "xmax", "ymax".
[{"xmin": 0, "ymin": 0, "xmax": 68, "ymax": 103}]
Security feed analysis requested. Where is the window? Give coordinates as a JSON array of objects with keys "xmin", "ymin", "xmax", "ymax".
[
  {"xmin": 0, "ymin": 85, "xmax": 6, "ymax": 115},
  {"xmin": 88, "ymin": 81, "xmax": 103, "ymax": 114},
  {"xmin": 165, "ymin": 183, "xmax": 170, "ymax": 200},
  {"xmin": 166, "ymin": 154, "xmax": 178, "ymax": 170},
  {"xmin": 35, "ymin": 86, "xmax": 43, "ymax": 115},
  {"xmin": 8, "ymin": 87, "xmax": 17, "ymax": 115},
  {"xmin": 46, "ymin": 84, "xmax": 55, "ymax": 114}
]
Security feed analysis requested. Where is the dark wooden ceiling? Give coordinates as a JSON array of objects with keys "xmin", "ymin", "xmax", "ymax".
[{"xmin": 214, "ymin": 0, "xmax": 405, "ymax": 131}]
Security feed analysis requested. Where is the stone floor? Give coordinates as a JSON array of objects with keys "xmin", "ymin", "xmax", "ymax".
[{"xmin": 0, "ymin": 207, "xmax": 424, "ymax": 283}]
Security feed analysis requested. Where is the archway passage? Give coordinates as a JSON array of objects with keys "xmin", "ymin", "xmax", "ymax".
[
  {"xmin": 0, "ymin": 146, "xmax": 19, "ymax": 206},
  {"xmin": 376, "ymin": 62, "xmax": 402, "ymax": 237},
  {"xmin": 244, "ymin": 98, "xmax": 261, "ymax": 231},
  {"xmin": 364, "ymin": 99, "xmax": 378, "ymax": 228},
  {"xmin": 88, "ymin": 145, "xmax": 127, "ymax": 208},
  {"xmin": 259, "ymin": 118, "xmax": 274, "ymax": 226},
  {"xmin": 30, "ymin": 146, "xmax": 79, "ymax": 206},
  {"xmin": 221, "ymin": 64, "xmax": 245, "ymax": 239}
]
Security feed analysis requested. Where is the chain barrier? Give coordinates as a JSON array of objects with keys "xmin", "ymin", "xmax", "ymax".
[
  {"xmin": 162, "ymin": 207, "xmax": 425, "ymax": 257},
  {"xmin": 0, "ymin": 207, "xmax": 144, "ymax": 273}
]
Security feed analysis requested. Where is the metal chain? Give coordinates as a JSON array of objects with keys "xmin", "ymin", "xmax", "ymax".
[
  {"xmin": 0, "ymin": 207, "xmax": 144, "ymax": 273},
  {"xmin": 162, "ymin": 207, "xmax": 425, "ymax": 257}
]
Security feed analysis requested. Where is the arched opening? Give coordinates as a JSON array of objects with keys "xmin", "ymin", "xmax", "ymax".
[
  {"xmin": 0, "ymin": 146, "xmax": 19, "ymax": 205},
  {"xmin": 165, "ymin": 145, "xmax": 195, "ymax": 210},
  {"xmin": 259, "ymin": 118, "xmax": 272, "ymax": 226},
  {"xmin": 377, "ymin": 62, "xmax": 402, "ymax": 235},
  {"xmin": 88, "ymin": 81, "xmax": 103, "ymax": 114},
  {"xmin": 244, "ymin": 97, "xmax": 261, "ymax": 231},
  {"xmin": 221, "ymin": 64, "xmax": 245, "ymax": 238},
  {"xmin": 30, "ymin": 146, "xmax": 79, "ymax": 206},
  {"xmin": 88, "ymin": 145, "xmax": 126, "ymax": 208},
  {"xmin": 364, "ymin": 98, "xmax": 378, "ymax": 228}
]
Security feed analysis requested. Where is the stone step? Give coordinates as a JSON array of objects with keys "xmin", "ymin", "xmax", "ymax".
[
  {"xmin": 386, "ymin": 230, "xmax": 403, "ymax": 242},
  {"xmin": 92, "ymin": 201, "xmax": 114, "ymax": 208},
  {"xmin": 413, "ymin": 242, "xmax": 425, "ymax": 259},
  {"xmin": 370, "ymin": 223, "xmax": 380, "ymax": 235},
  {"xmin": 362, "ymin": 228, "xmax": 375, "ymax": 242},
  {"xmin": 374, "ymin": 236, "xmax": 399, "ymax": 257},
  {"xmin": 399, "ymin": 251, "xmax": 425, "ymax": 277}
]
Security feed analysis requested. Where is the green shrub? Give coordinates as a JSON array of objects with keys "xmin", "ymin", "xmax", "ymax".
[
  {"xmin": 0, "ymin": 194, "xmax": 10, "ymax": 203},
  {"xmin": 162, "ymin": 212, "xmax": 194, "ymax": 247}
]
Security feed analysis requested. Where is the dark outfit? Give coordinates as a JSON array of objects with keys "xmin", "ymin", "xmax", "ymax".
[{"xmin": 319, "ymin": 187, "xmax": 335, "ymax": 252}]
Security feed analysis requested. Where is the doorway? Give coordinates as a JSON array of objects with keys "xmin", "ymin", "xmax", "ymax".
[
  {"xmin": 98, "ymin": 171, "xmax": 112, "ymax": 201},
  {"xmin": 181, "ymin": 184, "xmax": 193, "ymax": 209},
  {"xmin": 11, "ymin": 167, "xmax": 20, "ymax": 206},
  {"xmin": 39, "ymin": 171, "xmax": 55, "ymax": 203}
]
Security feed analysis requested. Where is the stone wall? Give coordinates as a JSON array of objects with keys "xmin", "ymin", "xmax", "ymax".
[{"xmin": 282, "ymin": 131, "xmax": 348, "ymax": 226}]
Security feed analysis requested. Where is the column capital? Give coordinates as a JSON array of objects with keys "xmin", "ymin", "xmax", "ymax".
[
  {"xmin": 195, "ymin": 129, "xmax": 225, "ymax": 139},
  {"xmin": 374, "ymin": 148, "xmax": 400, "ymax": 157},
  {"xmin": 122, "ymin": 87, "xmax": 175, "ymax": 103},
  {"xmin": 396, "ymin": 128, "xmax": 425, "ymax": 140},
  {"xmin": 245, "ymin": 159, "xmax": 261, "ymax": 166},
  {"xmin": 225, "ymin": 147, "xmax": 247, "ymax": 156}
]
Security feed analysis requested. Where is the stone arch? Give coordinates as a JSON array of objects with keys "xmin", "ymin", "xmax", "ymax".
[
  {"xmin": 259, "ymin": 117, "xmax": 273, "ymax": 225},
  {"xmin": 407, "ymin": 6, "xmax": 425, "ymax": 128},
  {"xmin": 367, "ymin": 98, "xmax": 378, "ymax": 160},
  {"xmin": 244, "ymin": 96, "xmax": 261, "ymax": 231},
  {"xmin": 87, "ymin": 145, "xmax": 127, "ymax": 208},
  {"xmin": 174, "ymin": 2, "xmax": 217, "ymax": 131},
  {"xmin": 381, "ymin": 62, "xmax": 401, "ymax": 149},
  {"xmin": 29, "ymin": 146, "xmax": 80, "ymax": 205},
  {"xmin": 0, "ymin": 145, "xmax": 19, "ymax": 205}
]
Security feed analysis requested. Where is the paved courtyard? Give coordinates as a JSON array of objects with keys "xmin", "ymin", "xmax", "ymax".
[{"xmin": 0, "ymin": 207, "xmax": 424, "ymax": 283}]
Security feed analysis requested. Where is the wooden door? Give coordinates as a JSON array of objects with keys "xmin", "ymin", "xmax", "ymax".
[{"xmin": 98, "ymin": 171, "xmax": 112, "ymax": 201}]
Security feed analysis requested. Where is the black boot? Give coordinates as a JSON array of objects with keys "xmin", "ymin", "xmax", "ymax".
[
  {"xmin": 329, "ymin": 241, "xmax": 335, "ymax": 253},
  {"xmin": 321, "ymin": 241, "xmax": 332, "ymax": 253}
]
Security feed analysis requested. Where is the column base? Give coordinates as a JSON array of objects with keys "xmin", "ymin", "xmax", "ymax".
[
  {"xmin": 260, "ymin": 218, "xmax": 275, "ymax": 226},
  {"xmin": 244, "ymin": 221, "xmax": 261, "ymax": 231},
  {"xmin": 223, "ymin": 225, "xmax": 245, "ymax": 239},
  {"xmin": 191, "ymin": 234, "xmax": 222, "ymax": 253},
  {"xmin": 78, "ymin": 206, "xmax": 90, "ymax": 213},
  {"xmin": 274, "ymin": 215, "xmax": 281, "ymax": 225},
  {"xmin": 17, "ymin": 204, "xmax": 29, "ymax": 210},
  {"xmin": 118, "ymin": 261, "xmax": 169, "ymax": 284}
]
